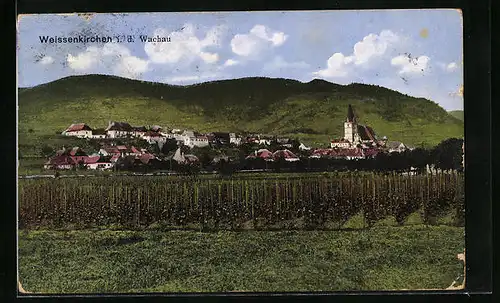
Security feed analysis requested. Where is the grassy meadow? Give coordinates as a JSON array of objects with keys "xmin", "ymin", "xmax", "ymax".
[{"xmin": 18, "ymin": 224, "xmax": 464, "ymax": 293}]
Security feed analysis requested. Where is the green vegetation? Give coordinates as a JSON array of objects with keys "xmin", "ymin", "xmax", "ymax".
[
  {"xmin": 18, "ymin": 226, "xmax": 465, "ymax": 293},
  {"xmin": 448, "ymin": 110, "xmax": 464, "ymax": 122},
  {"xmin": 19, "ymin": 172, "xmax": 464, "ymax": 229},
  {"xmin": 18, "ymin": 75, "xmax": 464, "ymax": 158}
]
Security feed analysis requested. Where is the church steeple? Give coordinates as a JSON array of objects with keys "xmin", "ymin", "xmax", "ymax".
[
  {"xmin": 347, "ymin": 104, "xmax": 356, "ymax": 123},
  {"xmin": 344, "ymin": 104, "xmax": 358, "ymax": 144}
]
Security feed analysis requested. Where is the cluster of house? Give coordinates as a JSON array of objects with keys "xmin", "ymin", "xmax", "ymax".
[
  {"xmin": 245, "ymin": 148, "xmax": 300, "ymax": 162},
  {"xmin": 43, "ymin": 145, "xmax": 157, "ymax": 170},
  {"xmin": 48, "ymin": 104, "xmax": 414, "ymax": 170},
  {"xmin": 61, "ymin": 121, "xmax": 245, "ymax": 149}
]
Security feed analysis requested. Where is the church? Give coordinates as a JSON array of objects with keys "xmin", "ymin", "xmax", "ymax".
[{"xmin": 331, "ymin": 104, "xmax": 385, "ymax": 149}]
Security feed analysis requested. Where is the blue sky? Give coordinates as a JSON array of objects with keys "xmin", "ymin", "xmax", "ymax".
[{"xmin": 17, "ymin": 10, "xmax": 463, "ymax": 110}]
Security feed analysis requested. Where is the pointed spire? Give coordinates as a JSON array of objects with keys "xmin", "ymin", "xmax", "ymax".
[{"xmin": 347, "ymin": 104, "xmax": 356, "ymax": 123}]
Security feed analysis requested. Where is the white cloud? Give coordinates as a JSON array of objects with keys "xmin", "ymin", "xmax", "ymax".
[
  {"xmin": 313, "ymin": 30, "xmax": 403, "ymax": 79},
  {"xmin": 230, "ymin": 25, "xmax": 288, "ymax": 57},
  {"xmin": 199, "ymin": 52, "xmax": 219, "ymax": 64},
  {"xmin": 116, "ymin": 56, "xmax": 149, "ymax": 78},
  {"xmin": 350, "ymin": 30, "xmax": 400, "ymax": 65},
  {"xmin": 437, "ymin": 61, "xmax": 460, "ymax": 73},
  {"xmin": 39, "ymin": 56, "xmax": 54, "ymax": 65},
  {"xmin": 313, "ymin": 53, "xmax": 351, "ymax": 78},
  {"xmin": 144, "ymin": 24, "xmax": 223, "ymax": 65},
  {"xmin": 66, "ymin": 43, "xmax": 149, "ymax": 79},
  {"xmin": 250, "ymin": 25, "xmax": 288, "ymax": 46},
  {"xmin": 447, "ymin": 62, "xmax": 458, "ymax": 72},
  {"xmin": 67, "ymin": 47, "xmax": 99, "ymax": 70},
  {"xmin": 263, "ymin": 56, "xmax": 309, "ymax": 72},
  {"xmin": 223, "ymin": 59, "xmax": 239, "ymax": 67},
  {"xmin": 391, "ymin": 54, "xmax": 430, "ymax": 76}
]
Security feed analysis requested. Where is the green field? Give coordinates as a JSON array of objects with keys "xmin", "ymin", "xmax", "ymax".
[{"xmin": 18, "ymin": 225, "xmax": 464, "ymax": 293}]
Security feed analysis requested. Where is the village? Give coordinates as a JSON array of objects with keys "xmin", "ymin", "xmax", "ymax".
[{"xmin": 44, "ymin": 105, "xmax": 415, "ymax": 171}]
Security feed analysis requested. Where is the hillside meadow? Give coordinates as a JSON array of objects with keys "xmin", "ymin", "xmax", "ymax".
[{"xmin": 18, "ymin": 75, "xmax": 464, "ymax": 157}]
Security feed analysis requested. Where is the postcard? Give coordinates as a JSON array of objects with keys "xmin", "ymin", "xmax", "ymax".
[{"xmin": 17, "ymin": 10, "xmax": 465, "ymax": 294}]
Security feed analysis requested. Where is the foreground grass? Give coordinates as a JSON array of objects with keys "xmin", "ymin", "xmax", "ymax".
[{"xmin": 18, "ymin": 225, "xmax": 464, "ymax": 293}]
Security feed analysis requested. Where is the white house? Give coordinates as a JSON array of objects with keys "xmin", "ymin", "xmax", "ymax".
[
  {"xmin": 86, "ymin": 162, "xmax": 114, "ymax": 170},
  {"xmin": 387, "ymin": 141, "xmax": 408, "ymax": 153},
  {"xmin": 106, "ymin": 121, "xmax": 133, "ymax": 138},
  {"xmin": 258, "ymin": 139, "xmax": 272, "ymax": 146},
  {"xmin": 299, "ymin": 143, "xmax": 311, "ymax": 151},
  {"xmin": 160, "ymin": 131, "xmax": 174, "ymax": 139},
  {"xmin": 132, "ymin": 126, "xmax": 147, "ymax": 138},
  {"xmin": 90, "ymin": 128, "xmax": 107, "ymax": 139},
  {"xmin": 190, "ymin": 135, "xmax": 210, "ymax": 148},
  {"xmin": 182, "ymin": 130, "xmax": 195, "ymax": 137},
  {"xmin": 331, "ymin": 138, "xmax": 351, "ymax": 149},
  {"xmin": 229, "ymin": 133, "xmax": 242, "ymax": 146},
  {"xmin": 142, "ymin": 131, "xmax": 167, "ymax": 144},
  {"xmin": 175, "ymin": 130, "xmax": 209, "ymax": 148},
  {"xmin": 62, "ymin": 123, "xmax": 93, "ymax": 138}
]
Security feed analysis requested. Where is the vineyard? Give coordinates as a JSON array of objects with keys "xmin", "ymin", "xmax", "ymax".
[{"xmin": 18, "ymin": 172, "xmax": 464, "ymax": 230}]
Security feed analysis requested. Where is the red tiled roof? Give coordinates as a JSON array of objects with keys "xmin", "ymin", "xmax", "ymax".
[
  {"xmin": 363, "ymin": 149, "xmax": 379, "ymax": 157},
  {"xmin": 337, "ymin": 148, "xmax": 364, "ymax": 157},
  {"xmin": 273, "ymin": 149, "xmax": 299, "ymax": 160},
  {"xmin": 84, "ymin": 155, "xmax": 101, "ymax": 164},
  {"xmin": 46, "ymin": 155, "xmax": 76, "ymax": 166},
  {"xmin": 246, "ymin": 149, "xmax": 273, "ymax": 160},
  {"xmin": 311, "ymin": 148, "xmax": 364, "ymax": 158},
  {"xmin": 257, "ymin": 149, "xmax": 273, "ymax": 158},
  {"xmin": 103, "ymin": 147, "xmax": 120, "ymax": 154},
  {"xmin": 65, "ymin": 123, "xmax": 92, "ymax": 132}
]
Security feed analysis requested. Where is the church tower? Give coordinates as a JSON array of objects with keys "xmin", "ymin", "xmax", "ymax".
[{"xmin": 344, "ymin": 104, "xmax": 359, "ymax": 143}]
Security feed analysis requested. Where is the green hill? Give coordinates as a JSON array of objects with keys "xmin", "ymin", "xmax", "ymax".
[
  {"xmin": 448, "ymin": 110, "xmax": 464, "ymax": 122},
  {"xmin": 18, "ymin": 74, "xmax": 464, "ymax": 157}
]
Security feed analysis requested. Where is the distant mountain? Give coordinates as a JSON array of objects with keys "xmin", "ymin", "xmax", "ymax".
[
  {"xmin": 18, "ymin": 74, "xmax": 464, "ymax": 156},
  {"xmin": 448, "ymin": 110, "xmax": 464, "ymax": 121}
]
